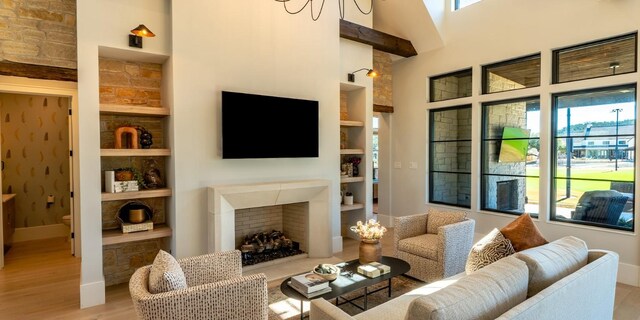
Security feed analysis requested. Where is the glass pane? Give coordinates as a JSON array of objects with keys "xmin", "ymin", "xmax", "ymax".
[
  {"xmin": 456, "ymin": 0, "xmax": 482, "ymax": 10},
  {"xmin": 482, "ymin": 176, "xmax": 539, "ymax": 216},
  {"xmin": 484, "ymin": 55, "xmax": 541, "ymax": 94},
  {"xmin": 555, "ymin": 87, "xmax": 635, "ymax": 137},
  {"xmin": 554, "ymin": 179, "xmax": 633, "ymax": 230},
  {"xmin": 555, "ymin": 138, "xmax": 634, "ymax": 180},
  {"xmin": 484, "ymin": 98, "xmax": 540, "ymax": 139},
  {"xmin": 482, "ymin": 139, "xmax": 539, "ymax": 175},
  {"xmin": 432, "ymin": 141, "xmax": 472, "ymax": 173},
  {"xmin": 429, "ymin": 69, "xmax": 472, "ymax": 102},
  {"xmin": 431, "ymin": 107, "xmax": 472, "ymax": 141},
  {"xmin": 431, "ymin": 172, "xmax": 471, "ymax": 207},
  {"xmin": 555, "ymin": 34, "xmax": 637, "ymax": 83}
]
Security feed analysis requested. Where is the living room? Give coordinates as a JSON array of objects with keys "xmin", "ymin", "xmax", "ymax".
[{"xmin": 0, "ymin": 0, "xmax": 640, "ymax": 319}]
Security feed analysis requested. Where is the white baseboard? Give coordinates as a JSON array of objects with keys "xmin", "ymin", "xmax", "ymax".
[
  {"xmin": 376, "ymin": 214, "xmax": 393, "ymax": 227},
  {"xmin": 618, "ymin": 262, "xmax": 639, "ymax": 286},
  {"xmin": 80, "ymin": 280, "xmax": 105, "ymax": 308},
  {"xmin": 13, "ymin": 224, "xmax": 69, "ymax": 242},
  {"xmin": 332, "ymin": 236, "xmax": 343, "ymax": 254}
]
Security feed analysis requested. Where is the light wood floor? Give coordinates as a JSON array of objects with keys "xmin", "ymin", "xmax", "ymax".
[{"xmin": 1, "ymin": 233, "xmax": 639, "ymax": 319}]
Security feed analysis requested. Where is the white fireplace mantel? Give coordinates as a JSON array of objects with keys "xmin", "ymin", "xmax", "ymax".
[{"xmin": 207, "ymin": 179, "xmax": 333, "ymax": 258}]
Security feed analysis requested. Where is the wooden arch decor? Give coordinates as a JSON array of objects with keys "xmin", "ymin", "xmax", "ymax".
[{"xmin": 115, "ymin": 127, "xmax": 139, "ymax": 149}]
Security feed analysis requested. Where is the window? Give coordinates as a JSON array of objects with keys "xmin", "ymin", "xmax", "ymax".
[
  {"xmin": 429, "ymin": 106, "xmax": 472, "ymax": 208},
  {"xmin": 481, "ymin": 97, "xmax": 540, "ymax": 216},
  {"xmin": 429, "ymin": 69, "xmax": 472, "ymax": 102},
  {"xmin": 455, "ymin": 0, "xmax": 482, "ymax": 10},
  {"xmin": 552, "ymin": 85, "xmax": 636, "ymax": 230},
  {"xmin": 483, "ymin": 54, "xmax": 541, "ymax": 94},
  {"xmin": 553, "ymin": 33, "xmax": 637, "ymax": 84}
]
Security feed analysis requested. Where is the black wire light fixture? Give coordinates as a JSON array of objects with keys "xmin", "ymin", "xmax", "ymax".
[{"xmin": 275, "ymin": 0, "xmax": 373, "ymax": 21}]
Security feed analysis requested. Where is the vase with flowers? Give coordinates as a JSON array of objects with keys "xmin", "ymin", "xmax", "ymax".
[
  {"xmin": 350, "ymin": 219, "xmax": 387, "ymax": 264},
  {"xmin": 349, "ymin": 156, "xmax": 362, "ymax": 177}
]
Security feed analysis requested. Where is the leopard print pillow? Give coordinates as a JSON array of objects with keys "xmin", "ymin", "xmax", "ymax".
[{"xmin": 465, "ymin": 228, "xmax": 515, "ymax": 274}]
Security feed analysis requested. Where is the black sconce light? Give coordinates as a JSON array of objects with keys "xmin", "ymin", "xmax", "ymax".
[
  {"xmin": 348, "ymin": 68, "xmax": 378, "ymax": 82},
  {"xmin": 129, "ymin": 24, "xmax": 155, "ymax": 48}
]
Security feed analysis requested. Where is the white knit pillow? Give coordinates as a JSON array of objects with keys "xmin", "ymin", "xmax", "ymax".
[{"xmin": 148, "ymin": 250, "xmax": 187, "ymax": 294}]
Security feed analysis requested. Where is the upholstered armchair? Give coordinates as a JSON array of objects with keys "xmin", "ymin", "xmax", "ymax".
[
  {"xmin": 129, "ymin": 250, "xmax": 268, "ymax": 320},
  {"xmin": 393, "ymin": 208, "xmax": 475, "ymax": 283}
]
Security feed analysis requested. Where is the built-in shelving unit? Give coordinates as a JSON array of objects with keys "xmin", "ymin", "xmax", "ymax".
[
  {"xmin": 101, "ymin": 188, "xmax": 172, "ymax": 201},
  {"xmin": 340, "ymin": 149, "xmax": 364, "ymax": 155},
  {"xmin": 340, "ymin": 120, "xmax": 364, "ymax": 127},
  {"xmin": 100, "ymin": 149, "xmax": 171, "ymax": 157},
  {"xmin": 102, "ymin": 225, "xmax": 172, "ymax": 246},
  {"xmin": 100, "ymin": 104, "xmax": 170, "ymax": 117},
  {"xmin": 340, "ymin": 203, "xmax": 365, "ymax": 212},
  {"xmin": 341, "ymin": 176, "xmax": 365, "ymax": 183}
]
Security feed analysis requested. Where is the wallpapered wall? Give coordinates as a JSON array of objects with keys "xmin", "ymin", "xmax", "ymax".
[{"xmin": 0, "ymin": 93, "xmax": 70, "ymax": 228}]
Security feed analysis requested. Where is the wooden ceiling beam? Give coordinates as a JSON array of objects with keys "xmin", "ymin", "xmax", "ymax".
[
  {"xmin": 0, "ymin": 60, "xmax": 77, "ymax": 82},
  {"xmin": 340, "ymin": 19, "xmax": 417, "ymax": 58}
]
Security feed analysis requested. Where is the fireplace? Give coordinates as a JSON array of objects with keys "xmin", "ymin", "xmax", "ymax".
[{"xmin": 208, "ymin": 180, "xmax": 333, "ymax": 266}]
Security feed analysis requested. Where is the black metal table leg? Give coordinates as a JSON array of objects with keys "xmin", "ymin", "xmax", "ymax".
[
  {"xmin": 388, "ymin": 278, "xmax": 392, "ymax": 297},
  {"xmin": 300, "ymin": 300, "xmax": 304, "ymax": 320},
  {"xmin": 364, "ymin": 286, "xmax": 368, "ymax": 310}
]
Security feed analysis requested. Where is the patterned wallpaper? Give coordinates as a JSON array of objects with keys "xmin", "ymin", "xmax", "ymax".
[{"xmin": 0, "ymin": 93, "xmax": 70, "ymax": 228}]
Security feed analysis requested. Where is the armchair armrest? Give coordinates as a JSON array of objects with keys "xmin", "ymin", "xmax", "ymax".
[
  {"xmin": 178, "ymin": 250, "xmax": 242, "ymax": 286},
  {"xmin": 310, "ymin": 298, "xmax": 355, "ymax": 320},
  {"xmin": 438, "ymin": 218, "xmax": 475, "ymax": 278},
  {"xmin": 394, "ymin": 213, "xmax": 429, "ymax": 257},
  {"xmin": 131, "ymin": 271, "xmax": 268, "ymax": 320}
]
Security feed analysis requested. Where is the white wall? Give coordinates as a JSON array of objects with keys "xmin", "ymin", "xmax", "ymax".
[
  {"xmin": 76, "ymin": 0, "xmax": 171, "ymax": 308},
  {"xmin": 171, "ymin": 1, "xmax": 351, "ymax": 258},
  {"xmin": 391, "ymin": 0, "xmax": 640, "ymax": 285}
]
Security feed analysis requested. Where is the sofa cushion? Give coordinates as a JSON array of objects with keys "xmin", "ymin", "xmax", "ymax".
[
  {"xmin": 148, "ymin": 250, "xmax": 188, "ymax": 294},
  {"xmin": 407, "ymin": 255, "xmax": 528, "ymax": 320},
  {"xmin": 500, "ymin": 213, "xmax": 548, "ymax": 251},
  {"xmin": 514, "ymin": 236, "xmax": 588, "ymax": 297},
  {"xmin": 427, "ymin": 209, "xmax": 466, "ymax": 235},
  {"xmin": 398, "ymin": 234, "xmax": 439, "ymax": 260},
  {"xmin": 465, "ymin": 228, "xmax": 515, "ymax": 274}
]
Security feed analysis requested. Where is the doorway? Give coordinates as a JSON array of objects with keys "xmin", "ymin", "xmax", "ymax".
[
  {"xmin": 373, "ymin": 112, "xmax": 391, "ymax": 225},
  {"xmin": 0, "ymin": 76, "xmax": 79, "ymax": 269}
]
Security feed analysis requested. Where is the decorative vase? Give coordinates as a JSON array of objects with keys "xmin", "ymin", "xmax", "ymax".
[
  {"xmin": 359, "ymin": 239, "xmax": 382, "ymax": 264},
  {"xmin": 353, "ymin": 164, "xmax": 359, "ymax": 177}
]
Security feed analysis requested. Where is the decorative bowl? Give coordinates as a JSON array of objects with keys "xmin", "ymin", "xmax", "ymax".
[{"xmin": 312, "ymin": 264, "xmax": 340, "ymax": 281}]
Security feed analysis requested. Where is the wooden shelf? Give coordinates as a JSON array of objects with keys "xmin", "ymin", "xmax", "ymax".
[
  {"xmin": 341, "ymin": 203, "xmax": 364, "ymax": 212},
  {"xmin": 340, "ymin": 120, "xmax": 364, "ymax": 127},
  {"xmin": 100, "ymin": 104, "xmax": 170, "ymax": 117},
  {"xmin": 340, "ymin": 177, "xmax": 365, "ymax": 183},
  {"xmin": 340, "ymin": 149, "xmax": 364, "ymax": 155},
  {"xmin": 101, "ymin": 188, "xmax": 172, "ymax": 201},
  {"xmin": 102, "ymin": 225, "xmax": 172, "ymax": 246},
  {"xmin": 100, "ymin": 149, "xmax": 171, "ymax": 157}
]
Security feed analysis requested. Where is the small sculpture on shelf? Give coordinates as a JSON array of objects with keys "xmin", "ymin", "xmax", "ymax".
[
  {"xmin": 114, "ymin": 126, "xmax": 139, "ymax": 149},
  {"xmin": 142, "ymin": 159, "xmax": 164, "ymax": 189},
  {"xmin": 137, "ymin": 126, "xmax": 153, "ymax": 149},
  {"xmin": 348, "ymin": 157, "xmax": 361, "ymax": 177}
]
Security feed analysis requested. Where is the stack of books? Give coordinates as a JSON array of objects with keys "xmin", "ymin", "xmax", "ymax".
[
  {"xmin": 288, "ymin": 272, "xmax": 332, "ymax": 298},
  {"xmin": 357, "ymin": 261, "xmax": 391, "ymax": 278}
]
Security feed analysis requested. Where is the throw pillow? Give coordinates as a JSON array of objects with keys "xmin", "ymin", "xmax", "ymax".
[
  {"xmin": 500, "ymin": 213, "xmax": 548, "ymax": 251},
  {"xmin": 426, "ymin": 209, "xmax": 467, "ymax": 234},
  {"xmin": 148, "ymin": 250, "xmax": 188, "ymax": 294},
  {"xmin": 465, "ymin": 228, "xmax": 515, "ymax": 274}
]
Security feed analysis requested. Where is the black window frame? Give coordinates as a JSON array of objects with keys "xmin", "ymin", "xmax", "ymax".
[
  {"xmin": 552, "ymin": 32, "xmax": 638, "ymax": 84},
  {"xmin": 550, "ymin": 84, "xmax": 637, "ymax": 231},
  {"xmin": 480, "ymin": 96, "xmax": 541, "ymax": 216},
  {"xmin": 429, "ymin": 68, "xmax": 473, "ymax": 103},
  {"xmin": 429, "ymin": 104, "xmax": 472, "ymax": 208},
  {"xmin": 482, "ymin": 53, "xmax": 541, "ymax": 95}
]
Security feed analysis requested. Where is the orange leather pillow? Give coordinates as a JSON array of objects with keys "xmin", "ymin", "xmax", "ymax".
[{"xmin": 500, "ymin": 213, "xmax": 548, "ymax": 252}]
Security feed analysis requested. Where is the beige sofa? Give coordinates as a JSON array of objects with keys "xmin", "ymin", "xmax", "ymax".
[{"xmin": 310, "ymin": 236, "xmax": 618, "ymax": 320}]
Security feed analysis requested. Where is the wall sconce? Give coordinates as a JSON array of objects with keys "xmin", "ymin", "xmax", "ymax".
[
  {"xmin": 129, "ymin": 24, "xmax": 155, "ymax": 49},
  {"xmin": 348, "ymin": 68, "xmax": 378, "ymax": 82}
]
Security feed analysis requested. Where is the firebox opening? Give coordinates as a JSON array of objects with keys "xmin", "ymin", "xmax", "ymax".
[{"xmin": 239, "ymin": 230, "xmax": 305, "ymax": 266}]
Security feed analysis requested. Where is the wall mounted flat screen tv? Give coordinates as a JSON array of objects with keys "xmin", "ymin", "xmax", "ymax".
[
  {"xmin": 222, "ymin": 91, "xmax": 319, "ymax": 159},
  {"xmin": 498, "ymin": 127, "xmax": 530, "ymax": 163}
]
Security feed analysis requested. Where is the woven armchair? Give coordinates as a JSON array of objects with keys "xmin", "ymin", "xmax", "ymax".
[
  {"xmin": 129, "ymin": 250, "xmax": 268, "ymax": 320},
  {"xmin": 394, "ymin": 209, "xmax": 475, "ymax": 283}
]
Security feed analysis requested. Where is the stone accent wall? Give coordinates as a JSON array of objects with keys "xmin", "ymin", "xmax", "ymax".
[
  {"xmin": 431, "ymin": 74, "xmax": 472, "ymax": 101},
  {"xmin": 340, "ymin": 91, "xmax": 348, "ymax": 120},
  {"xmin": 0, "ymin": 93, "xmax": 70, "ymax": 227},
  {"xmin": 373, "ymin": 49, "xmax": 392, "ymax": 107},
  {"xmin": 234, "ymin": 203, "xmax": 308, "ymax": 252},
  {"xmin": 99, "ymin": 58, "xmax": 162, "ymax": 107},
  {"xmin": 103, "ymin": 238, "xmax": 168, "ymax": 286},
  {"xmin": 485, "ymin": 102, "xmax": 527, "ymax": 211},
  {"xmin": 0, "ymin": 0, "xmax": 76, "ymax": 69},
  {"xmin": 487, "ymin": 73, "xmax": 525, "ymax": 93},
  {"xmin": 431, "ymin": 108, "xmax": 471, "ymax": 205}
]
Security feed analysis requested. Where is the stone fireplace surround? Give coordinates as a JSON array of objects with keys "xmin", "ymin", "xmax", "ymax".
[{"xmin": 207, "ymin": 179, "xmax": 333, "ymax": 261}]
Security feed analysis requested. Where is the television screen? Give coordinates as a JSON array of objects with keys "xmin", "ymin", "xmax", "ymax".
[
  {"xmin": 498, "ymin": 127, "xmax": 530, "ymax": 163},
  {"xmin": 222, "ymin": 91, "xmax": 319, "ymax": 159}
]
